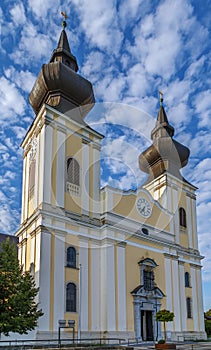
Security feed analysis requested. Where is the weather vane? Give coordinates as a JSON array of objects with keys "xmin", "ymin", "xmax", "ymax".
[
  {"xmin": 159, "ymin": 90, "xmax": 163, "ymax": 106},
  {"xmin": 61, "ymin": 11, "xmax": 68, "ymax": 29}
]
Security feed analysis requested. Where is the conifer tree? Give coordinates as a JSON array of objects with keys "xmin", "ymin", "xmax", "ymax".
[{"xmin": 0, "ymin": 238, "xmax": 43, "ymax": 336}]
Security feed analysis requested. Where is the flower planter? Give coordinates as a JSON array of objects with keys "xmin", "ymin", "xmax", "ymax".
[{"xmin": 155, "ymin": 344, "xmax": 176, "ymax": 349}]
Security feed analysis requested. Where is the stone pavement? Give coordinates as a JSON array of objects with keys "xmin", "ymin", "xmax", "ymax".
[{"xmin": 133, "ymin": 342, "xmax": 211, "ymax": 350}]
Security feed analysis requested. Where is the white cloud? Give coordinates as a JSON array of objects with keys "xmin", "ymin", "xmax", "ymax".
[
  {"xmin": 12, "ymin": 126, "xmax": 27, "ymax": 140},
  {"xmin": 10, "ymin": 2, "xmax": 26, "ymax": 26},
  {"xmin": 0, "ymin": 203, "xmax": 20, "ymax": 234},
  {"xmin": 10, "ymin": 22, "xmax": 54, "ymax": 66},
  {"xmin": 27, "ymin": 0, "xmax": 59, "ymax": 19},
  {"xmin": 0, "ymin": 77, "xmax": 26, "ymax": 121},
  {"xmin": 4, "ymin": 66, "xmax": 36, "ymax": 93},
  {"xmin": 194, "ymin": 90, "xmax": 211, "ymax": 128},
  {"xmin": 71, "ymin": 0, "xmax": 123, "ymax": 54},
  {"xmin": 118, "ymin": 0, "xmax": 144, "ymax": 28}
]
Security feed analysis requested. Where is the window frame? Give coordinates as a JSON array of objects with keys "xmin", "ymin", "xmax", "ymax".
[
  {"xmin": 66, "ymin": 246, "xmax": 77, "ymax": 269},
  {"xmin": 186, "ymin": 297, "xmax": 192, "ymax": 318},
  {"xmin": 66, "ymin": 157, "xmax": 80, "ymax": 186},
  {"xmin": 185, "ymin": 272, "xmax": 191, "ymax": 287},
  {"xmin": 66, "ymin": 282, "xmax": 77, "ymax": 313},
  {"xmin": 179, "ymin": 207, "xmax": 187, "ymax": 228}
]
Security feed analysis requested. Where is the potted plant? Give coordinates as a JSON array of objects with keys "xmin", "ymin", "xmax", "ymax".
[{"xmin": 155, "ymin": 309, "xmax": 176, "ymax": 349}]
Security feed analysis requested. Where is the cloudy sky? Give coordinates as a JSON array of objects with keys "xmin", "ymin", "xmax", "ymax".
[{"xmin": 0, "ymin": 0, "xmax": 211, "ymax": 310}]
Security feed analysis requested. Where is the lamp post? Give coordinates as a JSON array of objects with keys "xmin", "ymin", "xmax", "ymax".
[{"xmin": 58, "ymin": 319, "xmax": 75, "ymax": 347}]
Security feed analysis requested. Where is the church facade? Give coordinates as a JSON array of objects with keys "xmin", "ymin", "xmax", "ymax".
[{"xmin": 16, "ymin": 27, "xmax": 206, "ymax": 342}]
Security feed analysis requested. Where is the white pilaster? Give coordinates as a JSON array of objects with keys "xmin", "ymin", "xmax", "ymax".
[
  {"xmin": 35, "ymin": 231, "xmax": 41, "ymax": 288},
  {"xmin": 30, "ymin": 234, "xmax": 35, "ymax": 265},
  {"xmin": 22, "ymin": 241, "xmax": 26, "ymax": 271},
  {"xmin": 79, "ymin": 238, "xmax": 89, "ymax": 331},
  {"xmin": 106, "ymin": 244, "xmax": 116, "ymax": 331},
  {"xmin": 82, "ymin": 141, "xmax": 90, "ymax": 215},
  {"xmin": 92, "ymin": 146, "xmax": 100, "ymax": 218},
  {"xmin": 91, "ymin": 241, "xmax": 101, "ymax": 331},
  {"xmin": 34, "ymin": 138, "xmax": 39, "ymax": 208},
  {"xmin": 172, "ymin": 258, "xmax": 181, "ymax": 331},
  {"xmin": 53, "ymin": 233, "xmax": 65, "ymax": 330},
  {"xmin": 117, "ymin": 244, "xmax": 127, "ymax": 330},
  {"xmin": 39, "ymin": 125, "xmax": 53, "ymax": 205},
  {"xmin": 196, "ymin": 268, "xmax": 205, "ymax": 332},
  {"xmin": 172, "ymin": 189, "xmax": 179, "ymax": 244},
  {"xmin": 56, "ymin": 130, "xmax": 65, "ymax": 207},
  {"xmin": 186, "ymin": 196, "xmax": 193, "ymax": 248},
  {"xmin": 24, "ymin": 155, "xmax": 29, "ymax": 220},
  {"xmin": 38, "ymin": 126, "xmax": 45, "ymax": 205},
  {"xmin": 100, "ymin": 244, "xmax": 107, "ymax": 331},
  {"xmin": 164, "ymin": 255, "xmax": 173, "ymax": 332},
  {"xmin": 38, "ymin": 231, "xmax": 51, "ymax": 331},
  {"xmin": 21, "ymin": 156, "xmax": 26, "ymax": 223},
  {"xmin": 179, "ymin": 262, "xmax": 186, "ymax": 331},
  {"xmin": 190, "ymin": 265, "xmax": 199, "ymax": 331},
  {"xmin": 192, "ymin": 200, "xmax": 198, "ymax": 250}
]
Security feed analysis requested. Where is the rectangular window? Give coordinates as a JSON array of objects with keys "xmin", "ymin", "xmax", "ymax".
[{"xmin": 143, "ymin": 270, "xmax": 154, "ymax": 291}]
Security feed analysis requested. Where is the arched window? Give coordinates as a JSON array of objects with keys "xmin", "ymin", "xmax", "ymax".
[
  {"xmin": 67, "ymin": 247, "xmax": 76, "ymax": 268},
  {"xmin": 185, "ymin": 272, "xmax": 190, "ymax": 287},
  {"xmin": 186, "ymin": 297, "xmax": 192, "ymax": 318},
  {"xmin": 67, "ymin": 158, "xmax": 79, "ymax": 186},
  {"xmin": 179, "ymin": 207, "xmax": 187, "ymax": 227},
  {"xmin": 66, "ymin": 283, "xmax": 76, "ymax": 312}
]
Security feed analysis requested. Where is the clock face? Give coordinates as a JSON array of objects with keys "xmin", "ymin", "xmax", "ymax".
[{"xmin": 136, "ymin": 198, "xmax": 152, "ymax": 218}]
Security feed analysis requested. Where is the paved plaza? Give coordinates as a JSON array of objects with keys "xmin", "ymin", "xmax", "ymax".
[{"xmin": 133, "ymin": 342, "xmax": 211, "ymax": 350}]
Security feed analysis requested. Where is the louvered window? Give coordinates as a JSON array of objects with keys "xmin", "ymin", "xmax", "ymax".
[{"xmin": 67, "ymin": 158, "xmax": 79, "ymax": 186}]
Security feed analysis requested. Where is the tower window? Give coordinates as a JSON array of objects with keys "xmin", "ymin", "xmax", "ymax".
[
  {"xmin": 185, "ymin": 272, "xmax": 190, "ymax": 287},
  {"xmin": 66, "ymin": 282, "xmax": 76, "ymax": 312},
  {"xmin": 179, "ymin": 207, "xmax": 187, "ymax": 228},
  {"xmin": 186, "ymin": 297, "xmax": 192, "ymax": 318},
  {"xmin": 66, "ymin": 246, "xmax": 76, "ymax": 268},
  {"xmin": 67, "ymin": 158, "xmax": 79, "ymax": 185},
  {"xmin": 66, "ymin": 158, "xmax": 80, "ymax": 196}
]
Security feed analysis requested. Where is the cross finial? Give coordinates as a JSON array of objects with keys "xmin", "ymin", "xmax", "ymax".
[
  {"xmin": 61, "ymin": 11, "xmax": 68, "ymax": 29},
  {"xmin": 159, "ymin": 90, "xmax": 163, "ymax": 106}
]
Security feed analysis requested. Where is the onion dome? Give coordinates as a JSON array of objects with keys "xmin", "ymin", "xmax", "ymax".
[
  {"xmin": 139, "ymin": 93, "xmax": 190, "ymax": 183},
  {"xmin": 29, "ymin": 27, "xmax": 95, "ymax": 123}
]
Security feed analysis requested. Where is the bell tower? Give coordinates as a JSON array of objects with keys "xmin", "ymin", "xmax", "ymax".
[
  {"xmin": 139, "ymin": 93, "xmax": 198, "ymax": 249},
  {"xmin": 20, "ymin": 20, "xmax": 103, "ymax": 225},
  {"xmin": 17, "ymin": 20, "xmax": 103, "ymax": 335}
]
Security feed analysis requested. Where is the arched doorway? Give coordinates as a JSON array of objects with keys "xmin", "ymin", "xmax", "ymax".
[{"xmin": 131, "ymin": 258, "xmax": 164, "ymax": 341}]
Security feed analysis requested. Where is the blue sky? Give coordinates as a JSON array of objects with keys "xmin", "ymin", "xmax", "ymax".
[{"xmin": 0, "ymin": 0, "xmax": 211, "ymax": 310}]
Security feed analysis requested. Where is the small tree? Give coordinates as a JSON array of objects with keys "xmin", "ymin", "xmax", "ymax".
[
  {"xmin": 156, "ymin": 309, "xmax": 174, "ymax": 342},
  {"xmin": 205, "ymin": 309, "xmax": 211, "ymax": 337},
  {"xmin": 0, "ymin": 238, "xmax": 43, "ymax": 336}
]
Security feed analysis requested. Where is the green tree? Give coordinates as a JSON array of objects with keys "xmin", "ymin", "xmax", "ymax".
[
  {"xmin": 0, "ymin": 238, "xmax": 43, "ymax": 336},
  {"xmin": 205, "ymin": 309, "xmax": 211, "ymax": 318},
  {"xmin": 205, "ymin": 309, "xmax": 211, "ymax": 337},
  {"xmin": 156, "ymin": 309, "xmax": 175, "ymax": 342}
]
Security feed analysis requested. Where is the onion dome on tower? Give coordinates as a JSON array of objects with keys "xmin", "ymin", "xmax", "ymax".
[
  {"xmin": 29, "ymin": 16, "xmax": 95, "ymax": 123},
  {"xmin": 139, "ymin": 92, "xmax": 190, "ymax": 183}
]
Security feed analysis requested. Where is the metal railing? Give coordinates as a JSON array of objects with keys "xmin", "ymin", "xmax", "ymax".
[{"xmin": 0, "ymin": 337, "xmax": 126, "ymax": 349}]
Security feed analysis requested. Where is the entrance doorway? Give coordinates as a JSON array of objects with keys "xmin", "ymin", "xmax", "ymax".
[{"xmin": 141, "ymin": 310, "xmax": 154, "ymax": 341}]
